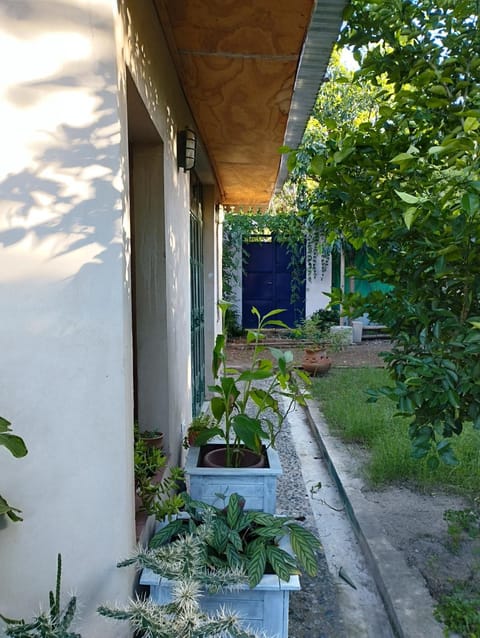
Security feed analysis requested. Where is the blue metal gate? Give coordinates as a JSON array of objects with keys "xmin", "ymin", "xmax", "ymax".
[{"xmin": 242, "ymin": 239, "xmax": 305, "ymax": 328}]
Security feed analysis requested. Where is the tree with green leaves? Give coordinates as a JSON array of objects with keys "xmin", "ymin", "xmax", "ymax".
[{"xmin": 288, "ymin": 0, "xmax": 480, "ymax": 466}]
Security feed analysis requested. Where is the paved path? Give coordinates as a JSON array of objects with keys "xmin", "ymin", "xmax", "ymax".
[{"xmin": 276, "ymin": 401, "xmax": 394, "ymax": 638}]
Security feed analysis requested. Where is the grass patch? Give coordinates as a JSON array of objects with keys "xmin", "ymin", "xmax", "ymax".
[
  {"xmin": 310, "ymin": 368, "xmax": 480, "ymax": 495},
  {"xmin": 434, "ymin": 586, "xmax": 480, "ymax": 637}
]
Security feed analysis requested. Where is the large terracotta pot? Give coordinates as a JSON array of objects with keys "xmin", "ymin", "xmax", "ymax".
[
  {"xmin": 203, "ymin": 447, "xmax": 265, "ymax": 469},
  {"xmin": 185, "ymin": 444, "xmax": 282, "ymax": 513},
  {"xmin": 302, "ymin": 348, "xmax": 332, "ymax": 376}
]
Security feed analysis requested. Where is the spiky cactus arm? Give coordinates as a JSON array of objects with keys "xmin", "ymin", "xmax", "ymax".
[
  {"xmin": 3, "ymin": 610, "xmax": 81, "ymax": 638},
  {"xmin": 118, "ymin": 535, "xmax": 249, "ymax": 592},
  {"xmin": 98, "ymin": 598, "xmax": 266, "ymax": 638}
]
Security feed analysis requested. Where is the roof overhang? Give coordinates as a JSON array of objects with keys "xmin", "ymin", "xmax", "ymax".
[{"xmin": 155, "ymin": 0, "xmax": 347, "ymax": 208}]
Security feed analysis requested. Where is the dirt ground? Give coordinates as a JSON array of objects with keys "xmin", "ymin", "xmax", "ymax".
[
  {"xmin": 227, "ymin": 336, "xmax": 480, "ymax": 630},
  {"xmin": 226, "ymin": 337, "xmax": 389, "ymax": 369}
]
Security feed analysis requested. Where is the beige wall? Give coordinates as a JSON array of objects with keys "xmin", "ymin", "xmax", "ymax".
[{"xmin": 0, "ymin": 0, "xmax": 219, "ymax": 634}]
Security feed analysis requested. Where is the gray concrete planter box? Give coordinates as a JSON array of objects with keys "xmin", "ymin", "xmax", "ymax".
[
  {"xmin": 184, "ymin": 444, "xmax": 282, "ymax": 513},
  {"xmin": 140, "ymin": 567, "xmax": 300, "ymax": 638}
]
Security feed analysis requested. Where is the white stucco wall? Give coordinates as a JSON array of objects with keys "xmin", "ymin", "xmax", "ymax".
[
  {"xmin": 121, "ymin": 0, "xmax": 205, "ymax": 458},
  {"xmin": 305, "ymin": 250, "xmax": 332, "ymax": 317},
  {"xmin": 0, "ymin": 1, "xmax": 134, "ymax": 635},
  {"xmin": 0, "ymin": 0, "xmax": 222, "ymax": 634}
]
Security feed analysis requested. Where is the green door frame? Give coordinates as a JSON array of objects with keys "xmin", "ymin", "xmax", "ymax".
[{"xmin": 190, "ymin": 175, "xmax": 205, "ymax": 416}]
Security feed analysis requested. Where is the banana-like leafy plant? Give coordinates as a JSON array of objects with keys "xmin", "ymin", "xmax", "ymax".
[{"xmin": 187, "ymin": 302, "xmax": 310, "ymax": 467}]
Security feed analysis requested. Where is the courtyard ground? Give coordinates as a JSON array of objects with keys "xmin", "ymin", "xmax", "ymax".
[{"xmin": 227, "ymin": 336, "xmax": 479, "ymax": 636}]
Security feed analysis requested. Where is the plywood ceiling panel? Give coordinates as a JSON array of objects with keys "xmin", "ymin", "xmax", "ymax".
[{"xmin": 154, "ymin": 0, "xmax": 334, "ymax": 207}]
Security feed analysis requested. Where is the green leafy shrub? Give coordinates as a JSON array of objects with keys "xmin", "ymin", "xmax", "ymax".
[
  {"xmin": 150, "ymin": 492, "xmax": 321, "ymax": 589},
  {"xmin": 434, "ymin": 586, "xmax": 480, "ymax": 638}
]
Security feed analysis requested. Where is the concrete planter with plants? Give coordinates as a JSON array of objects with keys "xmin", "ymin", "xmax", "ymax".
[
  {"xmin": 141, "ymin": 565, "xmax": 300, "ymax": 638},
  {"xmin": 184, "ymin": 303, "xmax": 310, "ymax": 513},
  {"xmin": 184, "ymin": 443, "xmax": 282, "ymax": 513},
  {"xmin": 135, "ymin": 493, "xmax": 319, "ymax": 638}
]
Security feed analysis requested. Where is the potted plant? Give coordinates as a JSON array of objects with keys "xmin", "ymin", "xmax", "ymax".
[
  {"xmin": 184, "ymin": 302, "xmax": 310, "ymax": 512},
  {"xmin": 134, "ymin": 422, "xmax": 164, "ymax": 449},
  {"xmin": 134, "ymin": 427, "xmax": 184, "ymax": 521},
  {"xmin": 98, "ymin": 523, "xmax": 265, "ymax": 638},
  {"xmin": 183, "ymin": 412, "xmax": 217, "ymax": 448},
  {"xmin": 296, "ymin": 316, "xmax": 333, "ymax": 376},
  {"xmin": 293, "ymin": 311, "xmax": 347, "ymax": 376},
  {"xmin": 136, "ymin": 492, "xmax": 321, "ymax": 638}
]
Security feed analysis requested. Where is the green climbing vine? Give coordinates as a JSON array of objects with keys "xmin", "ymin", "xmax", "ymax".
[{"xmin": 222, "ymin": 206, "xmax": 323, "ymax": 315}]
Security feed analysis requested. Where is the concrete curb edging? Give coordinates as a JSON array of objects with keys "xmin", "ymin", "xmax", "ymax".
[{"xmin": 304, "ymin": 397, "xmax": 445, "ymax": 638}]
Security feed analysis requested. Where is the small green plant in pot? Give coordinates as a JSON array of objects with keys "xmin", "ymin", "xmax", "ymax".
[
  {"xmin": 190, "ymin": 302, "xmax": 310, "ymax": 469},
  {"xmin": 134, "ymin": 426, "xmax": 185, "ymax": 520},
  {"xmin": 183, "ymin": 413, "xmax": 217, "ymax": 449}
]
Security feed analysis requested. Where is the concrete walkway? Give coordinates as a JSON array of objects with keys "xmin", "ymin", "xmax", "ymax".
[{"xmin": 298, "ymin": 398, "xmax": 446, "ymax": 638}]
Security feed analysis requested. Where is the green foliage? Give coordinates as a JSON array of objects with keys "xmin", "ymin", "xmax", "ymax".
[
  {"xmin": 305, "ymin": 308, "xmax": 340, "ymax": 333},
  {"xmin": 134, "ymin": 437, "xmax": 166, "ymax": 479},
  {"xmin": 224, "ymin": 306, "xmax": 243, "ymax": 338},
  {"xmin": 434, "ymin": 586, "xmax": 480, "ymax": 637},
  {"xmin": 222, "ymin": 208, "xmax": 319, "ymax": 313},
  {"xmin": 149, "ymin": 492, "xmax": 321, "ymax": 589},
  {"xmin": 186, "ymin": 303, "xmax": 310, "ymax": 467},
  {"xmin": 289, "ymin": 0, "xmax": 480, "ymax": 463},
  {"xmin": 134, "ymin": 426, "xmax": 185, "ymax": 520},
  {"xmin": 444, "ymin": 507, "xmax": 480, "ymax": 552},
  {"xmin": 0, "ymin": 416, "xmax": 27, "ymax": 522},
  {"xmin": 292, "ymin": 308, "xmax": 342, "ymax": 347},
  {"xmin": 1, "ymin": 554, "xmax": 80, "ymax": 637},
  {"xmin": 311, "ymin": 368, "xmax": 480, "ymax": 494}
]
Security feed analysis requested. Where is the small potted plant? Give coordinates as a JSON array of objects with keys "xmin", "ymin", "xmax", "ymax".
[
  {"xmin": 184, "ymin": 302, "xmax": 310, "ymax": 512},
  {"xmin": 136, "ymin": 492, "xmax": 321, "ymax": 638},
  {"xmin": 296, "ymin": 316, "xmax": 333, "ymax": 376},
  {"xmin": 294, "ymin": 310, "xmax": 347, "ymax": 376},
  {"xmin": 134, "ymin": 427, "xmax": 184, "ymax": 522},
  {"xmin": 183, "ymin": 412, "xmax": 217, "ymax": 448},
  {"xmin": 134, "ymin": 422, "xmax": 164, "ymax": 449}
]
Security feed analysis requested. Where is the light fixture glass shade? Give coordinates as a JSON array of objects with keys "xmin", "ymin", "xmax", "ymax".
[{"xmin": 177, "ymin": 128, "xmax": 197, "ymax": 171}]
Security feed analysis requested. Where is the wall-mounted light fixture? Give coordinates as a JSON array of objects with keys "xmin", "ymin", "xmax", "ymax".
[{"xmin": 177, "ymin": 127, "xmax": 197, "ymax": 171}]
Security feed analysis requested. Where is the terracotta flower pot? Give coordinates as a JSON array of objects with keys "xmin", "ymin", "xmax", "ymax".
[
  {"xmin": 185, "ymin": 444, "xmax": 282, "ymax": 512},
  {"xmin": 203, "ymin": 447, "xmax": 265, "ymax": 469},
  {"xmin": 302, "ymin": 348, "xmax": 332, "ymax": 376}
]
